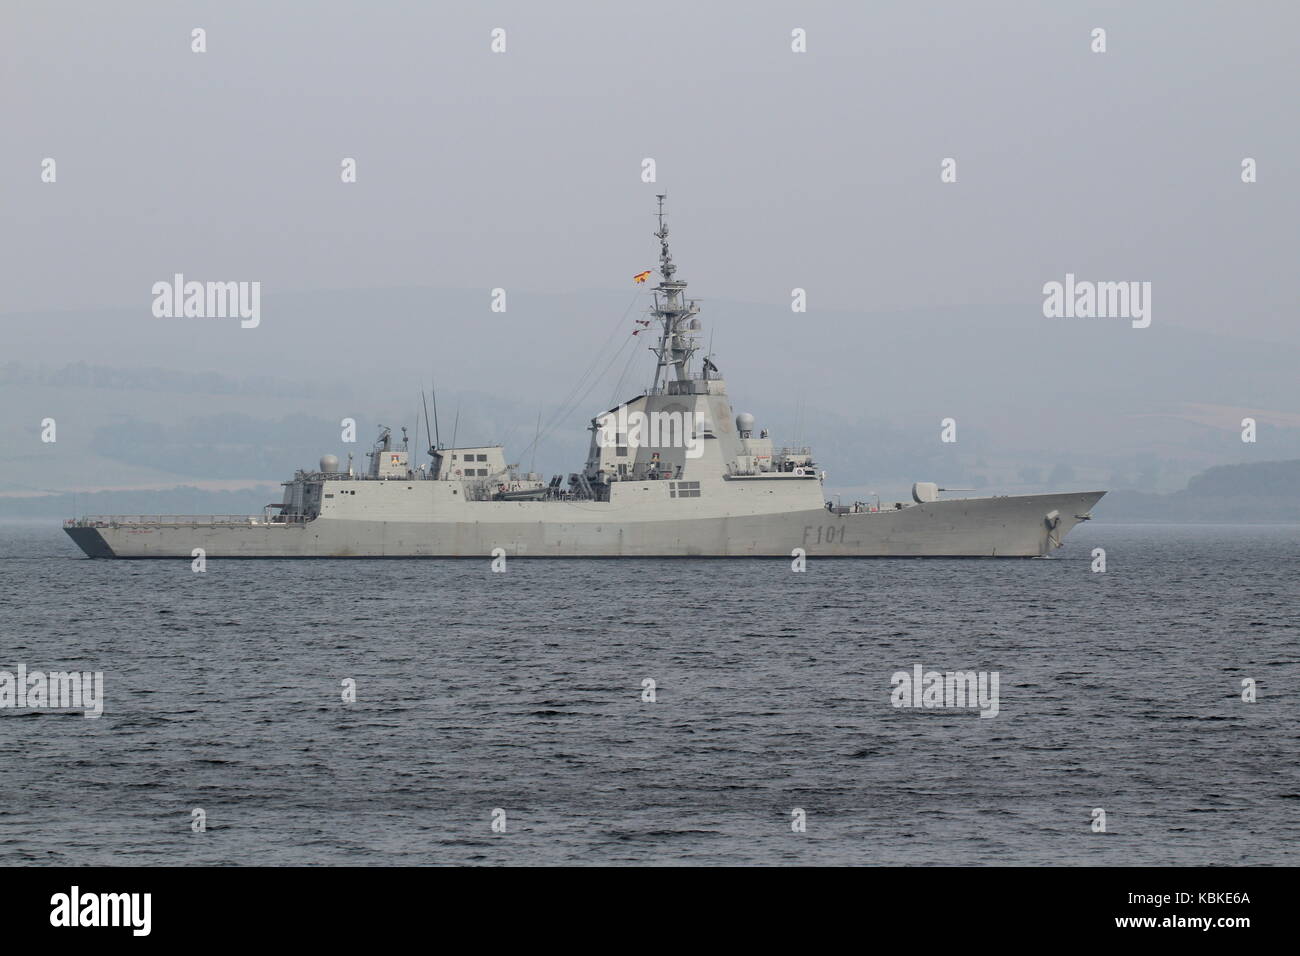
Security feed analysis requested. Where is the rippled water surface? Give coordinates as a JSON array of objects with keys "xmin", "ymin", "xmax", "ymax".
[{"xmin": 0, "ymin": 521, "xmax": 1296, "ymax": 865}]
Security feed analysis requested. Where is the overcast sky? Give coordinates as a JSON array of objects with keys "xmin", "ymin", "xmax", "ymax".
[{"xmin": 3, "ymin": 0, "xmax": 1297, "ymax": 343}]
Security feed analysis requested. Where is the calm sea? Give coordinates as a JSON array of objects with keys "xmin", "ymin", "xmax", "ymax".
[{"xmin": 0, "ymin": 521, "xmax": 1296, "ymax": 865}]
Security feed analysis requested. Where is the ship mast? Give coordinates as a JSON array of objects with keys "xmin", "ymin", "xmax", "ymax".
[{"xmin": 649, "ymin": 195, "xmax": 701, "ymax": 392}]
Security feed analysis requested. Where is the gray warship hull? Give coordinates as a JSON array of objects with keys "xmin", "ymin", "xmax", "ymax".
[
  {"xmin": 63, "ymin": 198, "xmax": 1105, "ymax": 559},
  {"xmin": 66, "ymin": 490, "xmax": 1103, "ymax": 558}
]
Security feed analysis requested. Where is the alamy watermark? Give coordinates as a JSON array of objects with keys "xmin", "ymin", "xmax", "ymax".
[
  {"xmin": 890, "ymin": 664, "xmax": 1000, "ymax": 718},
  {"xmin": 1042, "ymin": 273, "xmax": 1150, "ymax": 328},
  {"xmin": 152, "ymin": 274, "xmax": 260, "ymax": 328},
  {"xmin": 595, "ymin": 407, "xmax": 706, "ymax": 458},
  {"xmin": 50, "ymin": 886, "xmax": 150, "ymax": 936},
  {"xmin": 1, "ymin": 664, "xmax": 103, "ymax": 717}
]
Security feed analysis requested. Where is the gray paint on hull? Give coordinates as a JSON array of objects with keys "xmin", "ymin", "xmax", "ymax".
[{"xmin": 66, "ymin": 491, "xmax": 1103, "ymax": 559}]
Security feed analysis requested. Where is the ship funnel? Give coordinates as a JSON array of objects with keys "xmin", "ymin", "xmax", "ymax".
[{"xmin": 320, "ymin": 454, "xmax": 340, "ymax": 474}]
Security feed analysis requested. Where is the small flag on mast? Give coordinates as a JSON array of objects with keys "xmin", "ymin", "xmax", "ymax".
[{"xmin": 633, "ymin": 270, "xmax": 652, "ymax": 284}]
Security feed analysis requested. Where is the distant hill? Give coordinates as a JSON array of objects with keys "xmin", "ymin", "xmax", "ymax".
[
  {"xmin": 0, "ymin": 485, "xmax": 279, "ymax": 520},
  {"xmin": 0, "ymin": 361, "xmax": 349, "ymax": 399},
  {"xmin": 1097, "ymin": 459, "xmax": 1300, "ymax": 523},
  {"xmin": 5, "ymin": 462, "xmax": 1295, "ymax": 525},
  {"xmin": 2, "ymin": 289, "xmax": 1298, "ymax": 504}
]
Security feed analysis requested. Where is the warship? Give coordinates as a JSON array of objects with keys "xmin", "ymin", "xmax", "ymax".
[{"xmin": 66, "ymin": 198, "xmax": 1104, "ymax": 559}]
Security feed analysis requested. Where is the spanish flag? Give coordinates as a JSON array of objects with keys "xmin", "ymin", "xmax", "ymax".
[{"xmin": 633, "ymin": 270, "xmax": 652, "ymax": 284}]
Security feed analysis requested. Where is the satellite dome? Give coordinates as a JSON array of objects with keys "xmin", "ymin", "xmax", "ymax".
[
  {"xmin": 320, "ymin": 454, "xmax": 340, "ymax": 474},
  {"xmin": 736, "ymin": 413, "xmax": 755, "ymax": 436}
]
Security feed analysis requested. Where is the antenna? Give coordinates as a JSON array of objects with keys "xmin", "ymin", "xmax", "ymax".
[
  {"xmin": 421, "ymin": 389, "xmax": 434, "ymax": 455},
  {"xmin": 430, "ymin": 374, "xmax": 442, "ymax": 449},
  {"xmin": 450, "ymin": 403, "xmax": 460, "ymax": 451},
  {"xmin": 529, "ymin": 408, "xmax": 541, "ymax": 474}
]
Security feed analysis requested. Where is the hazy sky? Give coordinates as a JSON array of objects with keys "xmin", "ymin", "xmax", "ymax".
[{"xmin": 4, "ymin": 0, "xmax": 1297, "ymax": 342}]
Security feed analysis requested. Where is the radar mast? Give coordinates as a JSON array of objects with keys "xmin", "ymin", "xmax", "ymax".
[{"xmin": 649, "ymin": 195, "xmax": 702, "ymax": 392}]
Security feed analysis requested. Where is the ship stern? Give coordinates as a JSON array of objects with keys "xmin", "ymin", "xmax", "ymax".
[{"xmin": 64, "ymin": 523, "xmax": 116, "ymax": 558}]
